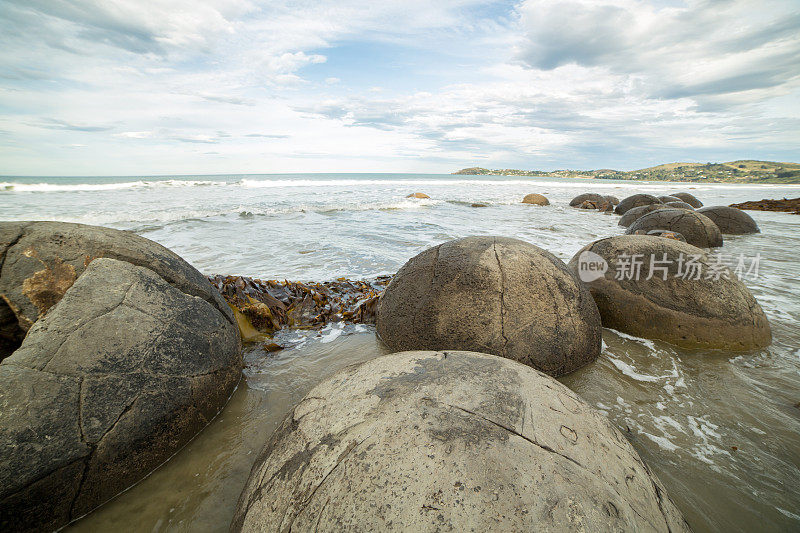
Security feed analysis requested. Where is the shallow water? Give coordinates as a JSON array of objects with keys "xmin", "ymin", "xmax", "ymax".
[{"xmin": 1, "ymin": 174, "xmax": 799, "ymax": 531}]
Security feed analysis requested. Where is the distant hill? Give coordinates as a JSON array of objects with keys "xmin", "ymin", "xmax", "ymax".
[{"xmin": 453, "ymin": 160, "xmax": 800, "ymax": 183}]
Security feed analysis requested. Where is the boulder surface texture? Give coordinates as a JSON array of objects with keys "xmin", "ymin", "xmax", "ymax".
[
  {"xmin": 0, "ymin": 222, "xmax": 242, "ymax": 532},
  {"xmin": 614, "ymin": 194, "xmax": 662, "ymax": 215},
  {"xmin": 697, "ymin": 206, "xmax": 760, "ymax": 235},
  {"xmin": 670, "ymin": 192, "xmax": 703, "ymax": 208},
  {"xmin": 376, "ymin": 236, "xmax": 601, "ymax": 377},
  {"xmin": 569, "ymin": 192, "xmax": 604, "ymax": 206},
  {"xmin": 522, "ymin": 193, "xmax": 550, "ymax": 205},
  {"xmin": 231, "ymin": 350, "xmax": 691, "ymax": 533},
  {"xmin": 569, "ymin": 235, "xmax": 771, "ymax": 350},
  {"xmin": 626, "ymin": 208, "xmax": 723, "ymax": 248}
]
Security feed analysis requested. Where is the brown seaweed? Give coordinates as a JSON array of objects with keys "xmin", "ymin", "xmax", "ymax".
[{"xmin": 207, "ymin": 274, "xmax": 391, "ymax": 346}]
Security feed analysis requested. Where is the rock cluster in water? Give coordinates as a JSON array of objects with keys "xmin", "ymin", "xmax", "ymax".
[
  {"xmin": 0, "ymin": 222, "xmax": 241, "ymax": 532},
  {"xmin": 1, "ymin": 184, "xmax": 775, "ymax": 532},
  {"xmin": 232, "ymin": 350, "xmax": 691, "ymax": 532}
]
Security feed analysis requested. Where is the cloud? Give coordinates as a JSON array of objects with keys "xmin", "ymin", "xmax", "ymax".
[
  {"xmin": 34, "ymin": 118, "xmax": 115, "ymax": 132},
  {"xmin": 198, "ymin": 94, "xmax": 256, "ymax": 106},
  {"xmin": 0, "ymin": 0, "xmax": 797, "ymax": 175},
  {"xmin": 514, "ymin": 0, "xmax": 800, "ymax": 105}
]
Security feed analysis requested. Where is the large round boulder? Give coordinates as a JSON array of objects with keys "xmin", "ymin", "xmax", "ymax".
[
  {"xmin": 569, "ymin": 235, "xmax": 771, "ymax": 350},
  {"xmin": 697, "ymin": 206, "xmax": 760, "ymax": 235},
  {"xmin": 522, "ymin": 193, "xmax": 549, "ymax": 205},
  {"xmin": 603, "ymin": 194, "xmax": 620, "ymax": 205},
  {"xmin": 670, "ymin": 192, "xmax": 703, "ymax": 208},
  {"xmin": 626, "ymin": 208, "xmax": 723, "ymax": 248},
  {"xmin": 569, "ymin": 192, "xmax": 605, "ymax": 206},
  {"xmin": 231, "ymin": 350, "xmax": 690, "ymax": 532},
  {"xmin": 614, "ymin": 194, "xmax": 662, "ymax": 215},
  {"xmin": 0, "ymin": 222, "xmax": 242, "ymax": 531},
  {"xmin": 376, "ymin": 236, "xmax": 601, "ymax": 377},
  {"xmin": 618, "ymin": 204, "xmax": 672, "ymax": 227}
]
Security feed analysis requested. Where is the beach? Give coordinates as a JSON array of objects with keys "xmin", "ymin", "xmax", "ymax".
[{"xmin": 2, "ymin": 173, "xmax": 799, "ymax": 531}]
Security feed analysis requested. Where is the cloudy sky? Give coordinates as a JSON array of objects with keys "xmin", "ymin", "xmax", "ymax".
[{"xmin": 1, "ymin": 0, "xmax": 799, "ymax": 175}]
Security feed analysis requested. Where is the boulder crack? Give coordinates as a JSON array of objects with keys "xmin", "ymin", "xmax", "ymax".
[{"xmin": 492, "ymin": 239, "xmax": 510, "ymax": 356}]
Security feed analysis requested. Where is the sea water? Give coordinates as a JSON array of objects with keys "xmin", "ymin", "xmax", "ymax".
[{"xmin": 1, "ymin": 174, "xmax": 799, "ymax": 531}]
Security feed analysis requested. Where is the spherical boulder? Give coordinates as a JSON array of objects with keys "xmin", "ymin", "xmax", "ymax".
[
  {"xmin": 569, "ymin": 192, "xmax": 604, "ymax": 206},
  {"xmin": 665, "ymin": 200, "xmax": 695, "ymax": 210},
  {"xmin": 231, "ymin": 350, "xmax": 691, "ymax": 532},
  {"xmin": 697, "ymin": 206, "xmax": 760, "ymax": 235},
  {"xmin": 670, "ymin": 192, "xmax": 703, "ymax": 208},
  {"xmin": 569, "ymin": 235, "xmax": 771, "ymax": 350},
  {"xmin": 626, "ymin": 208, "xmax": 723, "ymax": 248},
  {"xmin": 407, "ymin": 192, "xmax": 430, "ymax": 199},
  {"xmin": 376, "ymin": 236, "xmax": 601, "ymax": 377},
  {"xmin": 604, "ymin": 195, "xmax": 620, "ymax": 205},
  {"xmin": 614, "ymin": 194, "xmax": 662, "ymax": 215},
  {"xmin": 618, "ymin": 204, "xmax": 672, "ymax": 227},
  {"xmin": 0, "ymin": 222, "xmax": 242, "ymax": 531},
  {"xmin": 522, "ymin": 193, "xmax": 549, "ymax": 206}
]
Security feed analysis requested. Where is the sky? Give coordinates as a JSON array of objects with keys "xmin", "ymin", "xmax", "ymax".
[{"xmin": 1, "ymin": 0, "xmax": 799, "ymax": 176}]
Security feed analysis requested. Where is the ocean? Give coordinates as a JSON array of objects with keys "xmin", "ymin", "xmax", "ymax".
[{"xmin": 2, "ymin": 173, "xmax": 799, "ymax": 531}]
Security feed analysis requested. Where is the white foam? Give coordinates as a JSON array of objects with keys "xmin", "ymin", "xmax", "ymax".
[
  {"xmin": 319, "ymin": 324, "xmax": 343, "ymax": 344},
  {"xmin": 605, "ymin": 328, "xmax": 657, "ymax": 350},
  {"xmin": 642, "ymin": 432, "xmax": 679, "ymax": 451},
  {"xmin": 0, "ymin": 179, "xmax": 227, "ymax": 192},
  {"xmin": 608, "ymin": 357, "xmax": 660, "ymax": 382}
]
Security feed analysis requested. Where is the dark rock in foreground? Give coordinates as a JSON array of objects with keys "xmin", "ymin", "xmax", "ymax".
[
  {"xmin": 231, "ymin": 350, "xmax": 691, "ymax": 532},
  {"xmin": 376, "ymin": 236, "xmax": 601, "ymax": 377},
  {"xmin": 0, "ymin": 222, "xmax": 241, "ymax": 532},
  {"xmin": 614, "ymin": 194, "xmax": 662, "ymax": 215},
  {"xmin": 626, "ymin": 208, "xmax": 723, "ymax": 248},
  {"xmin": 698, "ymin": 206, "xmax": 760, "ymax": 235},
  {"xmin": 569, "ymin": 235, "xmax": 771, "ymax": 350}
]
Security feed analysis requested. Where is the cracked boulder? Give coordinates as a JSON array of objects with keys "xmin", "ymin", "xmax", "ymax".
[
  {"xmin": 231, "ymin": 350, "xmax": 691, "ymax": 532},
  {"xmin": 375, "ymin": 236, "xmax": 601, "ymax": 377},
  {"xmin": 697, "ymin": 206, "xmax": 760, "ymax": 235},
  {"xmin": 626, "ymin": 208, "xmax": 723, "ymax": 248},
  {"xmin": 614, "ymin": 194, "xmax": 662, "ymax": 215},
  {"xmin": 0, "ymin": 222, "xmax": 241, "ymax": 532},
  {"xmin": 568, "ymin": 235, "xmax": 771, "ymax": 350}
]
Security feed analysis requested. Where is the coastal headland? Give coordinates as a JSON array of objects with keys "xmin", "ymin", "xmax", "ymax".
[{"xmin": 454, "ymin": 160, "xmax": 800, "ymax": 184}]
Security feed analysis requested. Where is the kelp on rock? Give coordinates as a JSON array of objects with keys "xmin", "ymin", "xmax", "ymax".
[{"xmin": 208, "ymin": 274, "xmax": 391, "ymax": 345}]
